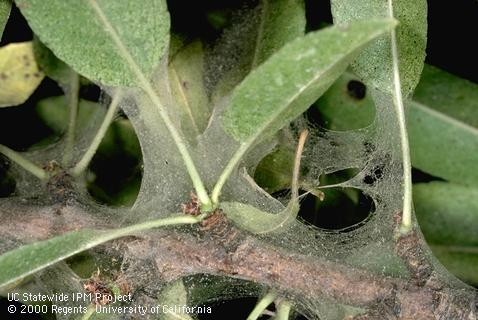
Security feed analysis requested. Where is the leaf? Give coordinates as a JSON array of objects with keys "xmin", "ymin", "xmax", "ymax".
[
  {"xmin": 249, "ymin": 0, "xmax": 306, "ymax": 68},
  {"xmin": 408, "ymin": 66, "xmax": 478, "ymax": 185},
  {"xmin": 254, "ymin": 147, "xmax": 295, "ymax": 193},
  {"xmin": 36, "ymin": 96, "xmax": 103, "ymax": 135},
  {"xmin": 209, "ymin": 0, "xmax": 306, "ymax": 100},
  {"xmin": 429, "ymin": 245, "xmax": 478, "ymax": 287},
  {"xmin": 330, "ymin": 0, "xmax": 427, "ymax": 97},
  {"xmin": 312, "ymin": 70, "xmax": 375, "ymax": 131},
  {"xmin": 413, "ymin": 182, "xmax": 478, "ymax": 246},
  {"xmin": 168, "ymin": 41, "xmax": 211, "ymax": 142},
  {"xmin": 0, "ymin": 0, "xmax": 11, "ymax": 36},
  {"xmin": 408, "ymin": 100, "xmax": 478, "ymax": 186},
  {"xmin": 0, "ymin": 42, "xmax": 44, "ymax": 107},
  {"xmin": 0, "ymin": 214, "xmax": 201, "ymax": 289},
  {"xmin": 221, "ymin": 202, "xmax": 298, "ymax": 234},
  {"xmin": 32, "ymin": 38, "xmax": 74, "ymax": 87},
  {"xmin": 16, "ymin": 0, "xmax": 170, "ymax": 86},
  {"xmin": 413, "ymin": 65, "xmax": 478, "ymax": 129},
  {"xmin": 414, "ymin": 181, "xmax": 478, "ymax": 286},
  {"xmin": 222, "ymin": 19, "xmax": 396, "ymax": 143},
  {"xmin": 159, "ymin": 279, "xmax": 194, "ymax": 320}
]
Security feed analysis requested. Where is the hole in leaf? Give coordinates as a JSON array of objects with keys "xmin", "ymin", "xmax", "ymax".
[
  {"xmin": 310, "ymin": 74, "xmax": 375, "ymax": 131},
  {"xmin": 347, "ymin": 80, "xmax": 366, "ymax": 100},
  {"xmin": 298, "ymin": 187, "xmax": 374, "ymax": 231}
]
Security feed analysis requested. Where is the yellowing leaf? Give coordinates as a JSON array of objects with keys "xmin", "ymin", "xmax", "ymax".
[{"xmin": 0, "ymin": 42, "xmax": 44, "ymax": 107}]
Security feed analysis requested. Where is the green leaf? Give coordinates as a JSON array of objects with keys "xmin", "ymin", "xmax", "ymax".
[
  {"xmin": 313, "ymin": 71, "xmax": 375, "ymax": 131},
  {"xmin": 0, "ymin": 214, "xmax": 202, "ymax": 289},
  {"xmin": 99, "ymin": 119, "xmax": 141, "ymax": 159},
  {"xmin": 0, "ymin": 0, "xmax": 11, "ymax": 36},
  {"xmin": 408, "ymin": 100, "xmax": 478, "ymax": 186},
  {"xmin": 413, "ymin": 65, "xmax": 478, "ymax": 129},
  {"xmin": 221, "ymin": 202, "xmax": 298, "ymax": 234},
  {"xmin": 0, "ymin": 42, "xmax": 44, "ymax": 107},
  {"xmin": 249, "ymin": 0, "xmax": 306, "ymax": 68},
  {"xmin": 222, "ymin": 19, "xmax": 396, "ymax": 143},
  {"xmin": 32, "ymin": 38, "xmax": 74, "ymax": 87},
  {"xmin": 210, "ymin": 0, "xmax": 306, "ymax": 100},
  {"xmin": 168, "ymin": 41, "xmax": 211, "ymax": 142},
  {"xmin": 409, "ymin": 65, "xmax": 478, "ymax": 185},
  {"xmin": 16, "ymin": 0, "xmax": 170, "ymax": 86},
  {"xmin": 36, "ymin": 96, "xmax": 103, "ymax": 135},
  {"xmin": 330, "ymin": 0, "xmax": 427, "ymax": 97},
  {"xmin": 414, "ymin": 182, "xmax": 478, "ymax": 246},
  {"xmin": 159, "ymin": 279, "xmax": 194, "ymax": 320},
  {"xmin": 254, "ymin": 146, "xmax": 295, "ymax": 193},
  {"xmin": 414, "ymin": 181, "xmax": 478, "ymax": 286},
  {"xmin": 429, "ymin": 245, "xmax": 478, "ymax": 287}
]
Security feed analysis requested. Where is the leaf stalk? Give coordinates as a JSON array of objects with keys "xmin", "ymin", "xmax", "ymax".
[
  {"xmin": 0, "ymin": 144, "xmax": 48, "ymax": 180},
  {"xmin": 71, "ymin": 89, "xmax": 121, "ymax": 177},
  {"xmin": 246, "ymin": 291, "xmax": 277, "ymax": 320}
]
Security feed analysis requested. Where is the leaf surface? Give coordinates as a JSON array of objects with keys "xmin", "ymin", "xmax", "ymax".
[
  {"xmin": 330, "ymin": 0, "xmax": 427, "ymax": 97},
  {"xmin": 312, "ymin": 71, "xmax": 375, "ymax": 131},
  {"xmin": 0, "ymin": 42, "xmax": 44, "ymax": 107},
  {"xmin": 158, "ymin": 279, "xmax": 194, "ymax": 320},
  {"xmin": 429, "ymin": 245, "xmax": 478, "ymax": 287},
  {"xmin": 33, "ymin": 38, "xmax": 74, "ymax": 87},
  {"xmin": 414, "ymin": 182, "xmax": 478, "ymax": 246},
  {"xmin": 221, "ymin": 202, "xmax": 295, "ymax": 234},
  {"xmin": 413, "ymin": 65, "xmax": 478, "ymax": 128},
  {"xmin": 414, "ymin": 182, "xmax": 478, "ymax": 286},
  {"xmin": 168, "ymin": 41, "xmax": 211, "ymax": 142},
  {"xmin": 0, "ymin": 0, "xmax": 10, "ymax": 36},
  {"xmin": 249, "ymin": 0, "xmax": 306, "ymax": 68},
  {"xmin": 16, "ymin": 0, "xmax": 169, "ymax": 86},
  {"xmin": 36, "ymin": 96, "xmax": 103, "ymax": 134},
  {"xmin": 408, "ymin": 101, "xmax": 478, "ymax": 186}
]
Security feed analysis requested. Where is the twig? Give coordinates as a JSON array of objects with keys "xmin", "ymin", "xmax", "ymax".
[{"xmin": 0, "ymin": 201, "xmax": 476, "ymax": 319}]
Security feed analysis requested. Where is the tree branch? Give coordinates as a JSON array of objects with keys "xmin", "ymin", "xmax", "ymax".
[{"xmin": 0, "ymin": 200, "xmax": 476, "ymax": 319}]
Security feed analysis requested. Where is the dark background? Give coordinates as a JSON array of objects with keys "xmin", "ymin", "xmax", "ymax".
[{"xmin": 2, "ymin": 0, "xmax": 478, "ymax": 83}]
